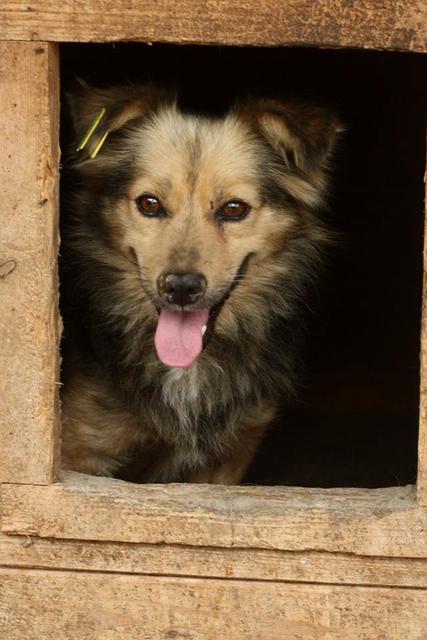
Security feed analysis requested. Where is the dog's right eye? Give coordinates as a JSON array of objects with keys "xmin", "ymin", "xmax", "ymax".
[{"xmin": 135, "ymin": 194, "xmax": 165, "ymax": 218}]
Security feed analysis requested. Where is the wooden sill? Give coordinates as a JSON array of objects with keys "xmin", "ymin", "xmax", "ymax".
[{"xmin": 2, "ymin": 471, "xmax": 427, "ymax": 558}]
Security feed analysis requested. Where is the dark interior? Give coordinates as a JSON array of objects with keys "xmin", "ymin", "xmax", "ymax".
[{"xmin": 60, "ymin": 43, "xmax": 426, "ymax": 488}]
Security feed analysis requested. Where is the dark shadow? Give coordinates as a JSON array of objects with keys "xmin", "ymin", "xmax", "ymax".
[{"xmin": 61, "ymin": 44, "xmax": 426, "ymax": 487}]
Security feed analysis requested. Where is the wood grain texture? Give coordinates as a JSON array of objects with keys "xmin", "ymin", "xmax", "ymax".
[
  {"xmin": 418, "ymin": 159, "xmax": 427, "ymax": 506},
  {"xmin": 0, "ymin": 1, "xmax": 426, "ymax": 51},
  {"xmin": 0, "ymin": 568, "xmax": 426, "ymax": 640},
  {"xmin": 1, "ymin": 532, "xmax": 426, "ymax": 588},
  {"xmin": 0, "ymin": 42, "xmax": 61, "ymax": 485},
  {"xmin": 2, "ymin": 472, "xmax": 427, "ymax": 557}
]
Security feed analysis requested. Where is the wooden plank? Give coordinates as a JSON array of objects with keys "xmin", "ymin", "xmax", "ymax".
[
  {"xmin": 418, "ymin": 159, "xmax": 427, "ymax": 506},
  {"xmin": 1, "ymin": 532, "xmax": 426, "ymax": 588},
  {"xmin": 0, "ymin": 568, "xmax": 426, "ymax": 640},
  {"xmin": 2, "ymin": 472, "xmax": 427, "ymax": 557},
  {"xmin": 0, "ymin": 1, "xmax": 426, "ymax": 52},
  {"xmin": 0, "ymin": 42, "xmax": 61, "ymax": 485}
]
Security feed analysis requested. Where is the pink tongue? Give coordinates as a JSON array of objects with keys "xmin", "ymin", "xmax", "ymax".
[{"xmin": 154, "ymin": 308, "xmax": 209, "ymax": 368}]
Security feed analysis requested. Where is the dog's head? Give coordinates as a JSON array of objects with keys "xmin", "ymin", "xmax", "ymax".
[{"xmin": 67, "ymin": 84, "xmax": 341, "ymax": 369}]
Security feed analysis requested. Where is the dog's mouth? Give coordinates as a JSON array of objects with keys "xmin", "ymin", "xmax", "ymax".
[{"xmin": 154, "ymin": 254, "xmax": 253, "ymax": 369}]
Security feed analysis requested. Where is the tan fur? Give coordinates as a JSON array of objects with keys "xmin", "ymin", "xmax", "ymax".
[
  {"xmin": 61, "ymin": 360, "xmax": 143, "ymax": 476},
  {"xmin": 187, "ymin": 404, "xmax": 276, "ymax": 484}
]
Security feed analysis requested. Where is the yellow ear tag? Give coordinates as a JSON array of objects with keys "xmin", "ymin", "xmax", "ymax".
[{"xmin": 76, "ymin": 107, "xmax": 107, "ymax": 152}]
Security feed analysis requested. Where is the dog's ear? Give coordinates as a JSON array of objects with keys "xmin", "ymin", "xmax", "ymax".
[
  {"xmin": 66, "ymin": 81, "xmax": 170, "ymax": 160},
  {"xmin": 252, "ymin": 99, "xmax": 343, "ymax": 174}
]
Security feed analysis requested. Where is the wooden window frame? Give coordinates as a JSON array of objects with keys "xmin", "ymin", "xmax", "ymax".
[{"xmin": 1, "ymin": 2, "xmax": 427, "ymax": 569}]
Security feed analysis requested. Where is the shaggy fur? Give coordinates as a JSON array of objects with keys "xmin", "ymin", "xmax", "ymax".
[{"xmin": 60, "ymin": 84, "xmax": 341, "ymax": 483}]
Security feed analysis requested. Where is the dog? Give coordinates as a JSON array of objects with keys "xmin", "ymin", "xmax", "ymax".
[{"xmin": 60, "ymin": 83, "xmax": 340, "ymax": 484}]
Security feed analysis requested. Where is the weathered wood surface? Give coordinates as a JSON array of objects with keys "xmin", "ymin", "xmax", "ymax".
[
  {"xmin": 0, "ymin": 568, "xmax": 426, "ymax": 640},
  {"xmin": 1, "ymin": 532, "xmax": 426, "ymax": 588},
  {"xmin": 2, "ymin": 473, "xmax": 427, "ymax": 557},
  {"xmin": 418, "ymin": 159, "xmax": 427, "ymax": 507},
  {"xmin": 0, "ymin": 1, "xmax": 426, "ymax": 51},
  {"xmin": 0, "ymin": 42, "xmax": 60, "ymax": 485}
]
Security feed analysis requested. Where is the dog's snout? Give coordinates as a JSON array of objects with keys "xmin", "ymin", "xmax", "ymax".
[{"xmin": 158, "ymin": 272, "xmax": 207, "ymax": 307}]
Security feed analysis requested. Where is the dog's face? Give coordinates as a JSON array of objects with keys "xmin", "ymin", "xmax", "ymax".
[
  {"xmin": 69, "ymin": 86, "xmax": 340, "ymax": 368},
  {"xmin": 116, "ymin": 108, "xmax": 300, "ymax": 367},
  {"xmin": 125, "ymin": 110, "xmax": 288, "ymax": 293}
]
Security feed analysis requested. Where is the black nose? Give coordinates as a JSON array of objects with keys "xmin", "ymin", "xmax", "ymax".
[{"xmin": 158, "ymin": 272, "xmax": 207, "ymax": 307}]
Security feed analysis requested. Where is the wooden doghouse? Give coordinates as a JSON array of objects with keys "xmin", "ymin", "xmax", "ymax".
[{"xmin": 0, "ymin": 3, "xmax": 426, "ymax": 638}]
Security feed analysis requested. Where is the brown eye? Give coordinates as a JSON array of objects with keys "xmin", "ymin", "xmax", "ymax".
[
  {"xmin": 135, "ymin": 194, "xmax": 165, "ymax": 218},
  {"xmin": 218, "ymin": 199, "xmax": 250, "ymax": 222}
]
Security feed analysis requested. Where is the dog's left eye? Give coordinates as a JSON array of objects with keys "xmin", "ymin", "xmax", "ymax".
[
  {"xmin": 135, "ymin": 194, "xmax": 165, "ymax": 218},
  {"xmin": 218, "ymin": 199, "xmax": 250, "ymax": 222}
]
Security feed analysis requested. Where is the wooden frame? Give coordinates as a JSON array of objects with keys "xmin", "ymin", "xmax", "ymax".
[
  {"xmin": 0, "ymin": 2, "xmax": 426, "ymax": 637},
  {"xmin": 2, "ymin": 569, "xmax": 426, "ymax": 639},
  {"xmin": 0, "ymin": 41, "xmax": 61, "ymax": 486},
  {"xmin": 2, "ymin": 474, "xmax": 427, "ymax": 557},
  {"xmin": 1, "ymin": 0, "xmax": 426, "ymax": 51},
  {"xmin": 418, "ymin": 184, "xmax": 427, "ymax": 506}
]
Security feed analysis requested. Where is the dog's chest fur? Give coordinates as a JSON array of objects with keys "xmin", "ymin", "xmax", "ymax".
[{"xmin": 61, "ymin": 347, "xmax": 274, "ymax": 482}]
